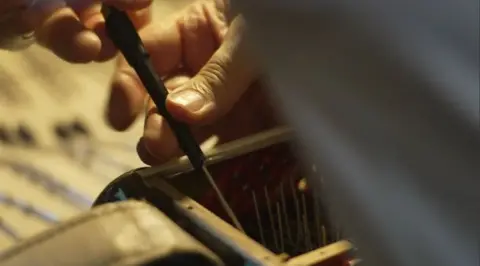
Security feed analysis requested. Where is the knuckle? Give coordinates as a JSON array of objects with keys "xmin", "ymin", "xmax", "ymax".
[
  {"xmin": 181, "ymin": 3, "xmax": 208, "ymax": 32},
  {"xmin": 188, "ymin": 3, "xmax": 205, "ymax": 20},
  {"xmin": 209, "ymin": 0, "xmax": 230, "ymax": 22}
]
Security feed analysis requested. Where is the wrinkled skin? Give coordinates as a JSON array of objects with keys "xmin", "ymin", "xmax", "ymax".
[
  {"xmin": 1, "ymin": 0, "xmax": 279, "ymax": 165},
  {"xmin": 106, "ymin": 0, "xmax": 279, "ymax": 165},
  {"xmin": 0, "ymin": 0, "xmax": 152, "ymax": 61}
]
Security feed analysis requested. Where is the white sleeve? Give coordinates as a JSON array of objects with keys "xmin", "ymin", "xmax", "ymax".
[{"xmin": 232, "ymin": 1, "xmax": 479, "ymax": 266}]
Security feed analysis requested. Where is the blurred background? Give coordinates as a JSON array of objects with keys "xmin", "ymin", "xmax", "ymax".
[{"xmin": 0, "ymin": 0, "xmax": 191, "ymax": 252}]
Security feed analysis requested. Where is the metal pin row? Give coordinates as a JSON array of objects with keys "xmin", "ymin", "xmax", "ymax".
[{"xmin": 249, "ymin": 176, "xmax": 336, "ymax": 255}]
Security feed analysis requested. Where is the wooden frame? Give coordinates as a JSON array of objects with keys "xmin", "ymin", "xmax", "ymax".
[{"xmin": 138, "ymin": 127, "xmax": 354, "ymax": 265}]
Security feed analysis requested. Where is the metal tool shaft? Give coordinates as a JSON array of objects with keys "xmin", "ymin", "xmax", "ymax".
[
  {"xmin": 102, "ymin": 5, "xmax": 242, "ymax": 232},
  {"xmin": 202, "ymin": 166, "xmax": 243, "ymax": 232}
]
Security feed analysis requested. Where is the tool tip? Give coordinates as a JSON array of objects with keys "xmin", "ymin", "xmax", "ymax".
[
  {"xmin": 200, "ymin": 165, "xmax": 245, "ymax": 232},
  {"xmin": 201, "ymin": 165, "xmax": 212, "ymax": 177}
]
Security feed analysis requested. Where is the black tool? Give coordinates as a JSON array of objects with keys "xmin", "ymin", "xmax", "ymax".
[
  {"xmin": 101, "ymin": 5, "xmax": 243, "ymax": 231},
  {"xmin": 102, "ymin": 6, "xmax": 204, "ymax": 169}
]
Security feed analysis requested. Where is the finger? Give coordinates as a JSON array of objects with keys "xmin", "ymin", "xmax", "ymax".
[
  {"xmin": 166, "ymin": 16, "xmax": 259, "ymax": 125},
  {"xmin": 178, "ymin": 2, "xmax": 218, "ymax": 73},
  {"xmin": 136, "ymin": 137, "xmax": 163, "ymax": 166},
  {"xmin": 142, "ymin": 18, "xmax": 183, "ymax": 75},
  {"xmin": 32, "ymin": 1, "xmax": 102, "ymax": 63},
  {"xmin": 126, "ymin": 7, "xmax": 152, "ymax": 28},
  {"xmin": 76, "ymin": 2, "xmax": 152, "ymax": 60},
  {"xmin": 70, "ymin": 2, "xmax": 114, "ymax": 61},
  {"xmin": 107, "ymin": 57, "xmax": 146, "ymax": 131},
  {"xmin": 0, "ymin": 0, "xmax": 68, "ymax": 50},
  {"xmin": 106, "ymin": 21, "xmax": 182, "ymax": 130},
  {"xmin": 204, "ymin": 0, "xmax": 230, "ymax": 42},
  {"xmin": 143, "ymin": 112, "xmax": 181, "ymax": 163},
  {"xmin": 102, "ymin": 0, "xmax": 152, "ymax": 10},
  {"xmin": 65, "ymin": 0, "xmax": 151, "ymax": 13},
  {"xmin": 141, "ymin": 76, "xmax": 190, "ymax": 162},
  {"xmin": 0, "ymin": 3, "xmax": 34, "ymax": 46},
  {"xmin": 33, "ymin": 0, "xmax": 151, "ymax": 63}
]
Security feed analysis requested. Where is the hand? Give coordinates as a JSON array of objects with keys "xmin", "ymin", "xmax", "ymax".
[
  {"xmin": 107, "ymin": 0, "xmax": 280, "ymax": 165},
  {"xmin": 0, "ymin": 0, "xmax": 152, "ymax": 62}
]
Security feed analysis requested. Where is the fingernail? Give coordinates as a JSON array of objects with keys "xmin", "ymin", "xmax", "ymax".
[{"xmin": 168, "ymin": 89, "xmax": 206, "ymax": 113}]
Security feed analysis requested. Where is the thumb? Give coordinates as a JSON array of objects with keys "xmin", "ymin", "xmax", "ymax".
[{"xmin": 166, "ymin": 16, "xmax": 258, "ymax": 125}]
